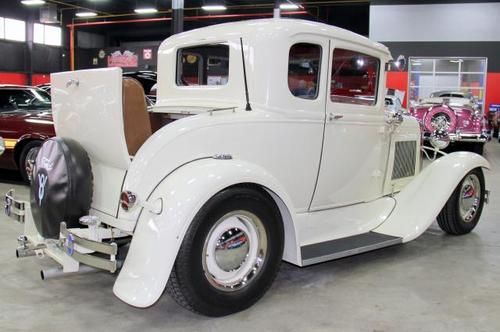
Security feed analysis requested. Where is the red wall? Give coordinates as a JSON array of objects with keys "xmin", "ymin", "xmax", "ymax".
[
  {"xmin": 0, "ymin": 72, "xmax": 27, "ymax": 85},
  {"xmin": 386, "ymin": 71, "xmax": 409, "ymax": 107},
  {"xmin": 31, "ymin": 74, "xmax": 51, "ymax": 85},
  {"xmin": 485, "ymin": 73, "xmax": 500, "ymax": 111},
  {"xmin": 0, "ymin": 72, "xmax": 51, "ymax": 86}
]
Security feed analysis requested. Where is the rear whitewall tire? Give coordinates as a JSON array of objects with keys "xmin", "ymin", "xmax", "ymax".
[{"xmin": 166, "ymin": 186, "xmax": 284, "ymax": 316}]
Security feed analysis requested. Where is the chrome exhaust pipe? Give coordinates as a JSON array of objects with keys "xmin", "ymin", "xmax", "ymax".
[
  {"xmin": 16, "ymin": 247, "xmax": 35, "ymax": 258},
  {"xmin": 40, "ymin": 265, "xmax": 98, "ymax": 280},
  {"xmin": 16, "ymin": 243, "xmax": 46, "ymax": 258}
]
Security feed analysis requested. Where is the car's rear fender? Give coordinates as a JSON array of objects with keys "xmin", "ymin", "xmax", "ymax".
[
  {"xmin": 113, "ymin": 157, "xmax": 297, "ymax": 308},
  {"xmin": 374, "ymin": 151, "xmax": 490, "ymax": 242}
]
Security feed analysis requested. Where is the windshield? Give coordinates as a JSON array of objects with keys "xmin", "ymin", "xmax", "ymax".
[{"xmin": 0, "ymin": 88, "xmax": 51, "ymax": 112}]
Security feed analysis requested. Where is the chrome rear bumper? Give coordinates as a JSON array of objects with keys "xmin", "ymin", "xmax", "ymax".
[{"xmin": 5, "ymin": 190, "xmax": 125, "ymax": 275}]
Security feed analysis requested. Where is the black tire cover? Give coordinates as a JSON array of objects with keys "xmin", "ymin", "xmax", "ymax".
[{"xmin": 30, "ymin": 137, "xmax": 93, "ymax": 239}]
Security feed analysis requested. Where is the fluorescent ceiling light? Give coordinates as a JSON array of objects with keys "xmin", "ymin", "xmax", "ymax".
[
  {"xmin": 280, "ymin": 3, "xmax": 300, "ymax": 10},
  {"xmin": 134, "ymin": 7, "xmax": 158, "ymax": 14},
  {"xmin": 76, "ymin": 11, "xmax": 98, "ymax": 17},
  {"xmin": 202, "ymin": 5, "xmax": 227, "ymax": 11},
  {"xmin": 21, "ymin": 0, "xmax": 46, "ymax": 5}
]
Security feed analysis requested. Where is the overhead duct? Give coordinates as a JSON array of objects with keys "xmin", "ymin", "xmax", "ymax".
[{"xmin": 40, "ymin": 3, "xmax": 59, "ymax": 24}]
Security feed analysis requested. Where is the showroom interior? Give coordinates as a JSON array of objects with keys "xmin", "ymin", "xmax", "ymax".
[{"xmin": 0, "ymin": 0, "xmax": 499, "ymax": 330}]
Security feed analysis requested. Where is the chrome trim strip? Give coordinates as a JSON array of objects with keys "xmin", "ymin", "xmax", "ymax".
[
  {"xmin": 423, "ymin": 135, "xmax": 487, "ymax": 143},
  {"xmin": 60, "ymin": 223, "xmax": 118, "ymax": 256},
  {"xmin": 70, "ymin": 250, "xmax": 117, "ymax": 273},
  {"xmin": 4, "ymin": 190, "xmax": 25, "ymax": 223}
]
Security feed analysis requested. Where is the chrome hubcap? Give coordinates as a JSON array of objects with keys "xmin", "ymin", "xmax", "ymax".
[
  {"xmin": 202, "ymin": 211, "xmax": 267, "ymax": 292},
  {"xmin": 459, "ymin": 174, "xmax": 481, "ymax": 222}
]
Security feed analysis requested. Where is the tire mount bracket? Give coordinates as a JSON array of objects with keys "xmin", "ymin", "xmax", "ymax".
[{"xmin": 4, "ymin": 189, "xmax": 121, "ymax": 276}]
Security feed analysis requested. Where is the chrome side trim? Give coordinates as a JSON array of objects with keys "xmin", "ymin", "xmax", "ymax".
[{"xmin": 212, "ymin": 154, "xmax": 233, "ymax": 160}]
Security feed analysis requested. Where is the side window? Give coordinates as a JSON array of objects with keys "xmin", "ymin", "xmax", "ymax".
[
  {"xmin": 330, "ymin": 48, "xmax": 380, "ymax": 106},
  {"xmin": 288, "ymin": 43, "xmax": 321, "ymax": 100},
  {"xmin": 177, "ymin": 43, "xmax": 229, "ymax": 86}
]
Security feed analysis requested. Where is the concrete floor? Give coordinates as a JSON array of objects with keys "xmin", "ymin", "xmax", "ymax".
[{"xmin": 1, "ymin": 144, "xmax": 500, "ymax": 332}]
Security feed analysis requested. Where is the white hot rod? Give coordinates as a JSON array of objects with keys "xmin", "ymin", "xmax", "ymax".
[{"xmin": 5, "ymin": 19, "xmax": 490, "ymax": 316}]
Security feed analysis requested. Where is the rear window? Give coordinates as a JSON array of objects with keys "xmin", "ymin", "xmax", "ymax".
[
  {"xmin": 176, "ymin": 43, "xmax": 229, "ymax": 86},
  {"xmin": 288, "ymin": 43, "xmax": 322, "ymax": 100},
  {"xmin": 330, "ymin": 48, "xmax": 380, "ymax": 106}
]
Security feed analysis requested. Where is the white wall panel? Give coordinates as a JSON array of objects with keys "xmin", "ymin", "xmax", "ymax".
[{"xmin": 370, "ymin": 3, "xmax": 500, "ymax": 42}]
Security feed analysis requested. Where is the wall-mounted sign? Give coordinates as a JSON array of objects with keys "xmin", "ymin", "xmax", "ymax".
[
  {"xmin": 143, "ymin": 49, "xmax": 153, "ymax": 60},
  {"xmin": 107, "ymin": 50, "xmax": 138, "ymax": 68},
  {"xmin": 92, "ymin": 58, "xmax": 98, "ymax": 65},
  {"xmin": 98, "ymin": 49, "xmax": 106, "ymax": 59}
]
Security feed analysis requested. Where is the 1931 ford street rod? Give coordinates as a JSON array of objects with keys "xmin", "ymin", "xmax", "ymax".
[{"xmin": 5, "ymin": 19, "xmax": 490, "ymax": 316}]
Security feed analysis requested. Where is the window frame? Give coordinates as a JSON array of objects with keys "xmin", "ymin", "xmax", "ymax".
[
  {"xmin": 0, "ymin": 17, "xmax": 4, "ymax": 39},
  {"xmin": 287, "ymin": 42, "xmax": 323, "ymax": 101},
  {"xmin": 175, "ymin": 42, "xmax": 230, "ymax": 87},
  {"xmin": 408, "ymin": 57, "xmax": 487, "ymax": 110},
  {"xmin": 329, "ymin": 47, "xmax": 381, "ymax": 107},
  {"xmin": 34, "ymin": 22, "xmax": 62, "ymax": 47},
  {"xmin": 4, "ymin": 18, "xmax": 26, "ymax": 42}
]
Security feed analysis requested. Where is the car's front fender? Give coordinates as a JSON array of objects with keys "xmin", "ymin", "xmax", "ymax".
[
  {"xmin": 374, "ymin": 151, "xmax": 490, "ymax": 242},
  {"xmin": 113, "ymin": 157, "xmax": 295, "ymax": 308}
]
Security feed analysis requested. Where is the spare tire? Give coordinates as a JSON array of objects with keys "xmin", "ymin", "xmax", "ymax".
[
  {"xmin": 423, "ymin": 105, "xmax": 457, "ymax": 133},
  {"xmin": 30, "ymin": 137, "xmax": 93, "ymax": 239}
]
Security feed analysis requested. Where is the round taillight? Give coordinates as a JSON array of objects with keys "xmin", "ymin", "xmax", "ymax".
[{"xmin": 120, "ymin": 191, "xmax": 137, "ymax": 211}]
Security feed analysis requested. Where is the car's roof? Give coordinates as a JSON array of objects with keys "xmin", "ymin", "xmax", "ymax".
[{"xmin": 160, "ymin": 18, "xmax": 390, "ymax": 57}]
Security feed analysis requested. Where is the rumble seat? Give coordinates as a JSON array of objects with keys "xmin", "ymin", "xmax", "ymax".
[{"xmin": 122, "ymin": 77, "xmax": 152, "ymax": 156}]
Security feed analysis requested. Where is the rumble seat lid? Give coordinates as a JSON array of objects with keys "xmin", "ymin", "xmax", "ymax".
[{"xmin": 51, "ymin": 68, "xmax": 130, "ymax": 170}]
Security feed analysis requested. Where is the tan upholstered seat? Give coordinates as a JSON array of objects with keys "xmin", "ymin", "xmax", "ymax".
[{"xmin": 122, "ymin": 77, "xmax": 152, "ymax": 156}]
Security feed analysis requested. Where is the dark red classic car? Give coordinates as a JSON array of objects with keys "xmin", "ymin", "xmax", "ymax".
[{"xmin": 0, "ymin": 85, "xmax": 55, "ymax": 181}]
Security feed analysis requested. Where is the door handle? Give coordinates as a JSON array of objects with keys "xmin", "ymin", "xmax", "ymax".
[{"xmin": 328, "ymin": 113, "xmax": 344, "ymax": 121}]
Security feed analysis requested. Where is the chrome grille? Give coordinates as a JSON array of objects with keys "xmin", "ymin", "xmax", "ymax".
[{"xmin": 392, "ymin": 141, "xmax": 417, "ymax": 180}]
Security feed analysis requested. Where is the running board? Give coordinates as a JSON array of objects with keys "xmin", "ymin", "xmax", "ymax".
[{"xmin": 300, "ymin": 232, "xmax": 402, "ymax": 266}]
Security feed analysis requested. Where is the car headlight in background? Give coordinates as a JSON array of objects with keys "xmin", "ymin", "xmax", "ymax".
[{"xmin": 430, "ymin": 131, "xmax": 451, "ymax": 150}]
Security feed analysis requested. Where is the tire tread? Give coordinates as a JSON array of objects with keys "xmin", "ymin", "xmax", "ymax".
[
  {"xmin": 165, "ymin": 186, "xmax": 283, "ymax": 316},
  {"xmin": 437, "ymin": 168, "xmax": 485, "ymax": 235}
]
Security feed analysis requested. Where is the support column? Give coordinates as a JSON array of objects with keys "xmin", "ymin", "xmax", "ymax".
[
  {"xmin": 26, "ymin": 12, "xmax": 35, "ymax": 85},
  {"xmin": 69, "ymin": 25, "xmax": 75, "ymax": 71},
  {"xmin": 172, "ymin": 0, "xmax": 184, "ymax": 35},
  {"xmin": 274, "ymin": 0, "xmax": 281, "ymax": 18}
]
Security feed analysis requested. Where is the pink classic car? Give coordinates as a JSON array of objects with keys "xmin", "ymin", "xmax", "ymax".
[{"xmin": 410, "ymin": 91, "xmax": 489, "ymax": 155}]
